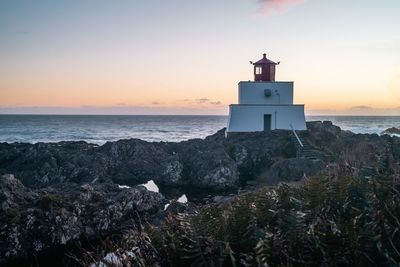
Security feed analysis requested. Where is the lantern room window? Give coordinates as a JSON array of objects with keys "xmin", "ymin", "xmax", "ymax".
[{"xmin": 255, "ymin": 66, "xmax": 262, "ymax": 75}]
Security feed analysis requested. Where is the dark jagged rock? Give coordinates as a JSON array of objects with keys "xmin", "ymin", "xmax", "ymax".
[
  {"xmin": 305, "ymin": 121, "xmax": 400, "ymax": 175},
  {"xmin": 261, "ymin": 158, "xmax": 326, "ymax": 184},
  {"xmin": 0, "ymin": 141, "xmax": 106, "ymax": 187},
  {"xmin": 0, "ymin": 174, "xmax": 166, "ymax": 265},
  {"xmin": 381, "ymin": 126, "xmax": 400, "ymax": 135},
  {"xmin": 99, "ymin": 139, "xmax": 184, "ymax": 187},
  {"xmin": 306, "ymin": 120, "xmax": 342, "ymax": 147},
  {"xmin": 0, "ymin": 129, "xmax": 298, "ymax": 191},
  {"xmin": 1, "ymin": 122, "xmax": 399, "ymax": 193},
  {"xmin": 0, "ymin": 174, "xmax": 37, "ymax": 210}
]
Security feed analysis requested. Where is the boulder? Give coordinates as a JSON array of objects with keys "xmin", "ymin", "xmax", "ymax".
[
  {"xmin": 0, "ymin": 174, "xmax": 166, "ymax": 264},
  {"xmin": 0, "ymin": 174, "xmax": 37, "ymax": 211},
  {"xmin": 381, "ymin": 127, "xmax": 400, "ymax": 135},
  {"xmin": 306, "ymin": 121, "xmax": 342, "ymax": 147},
  {"xmin": 261, "ymin": 158, "xmax": 325, "ymax": 184}
]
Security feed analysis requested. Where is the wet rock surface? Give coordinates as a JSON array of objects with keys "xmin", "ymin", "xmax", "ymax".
[{"xmin": 381, "ymin": 126, "xmax": 400, "ymax": 135}]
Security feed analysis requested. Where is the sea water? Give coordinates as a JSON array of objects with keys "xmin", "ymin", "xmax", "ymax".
[
  {"xmin": 0, "ymin": 115, "xmax": 399, "ymax": 144},
  {"xmin": 0, "ymin": 115, "xmax": 226, "ymax": 144}
]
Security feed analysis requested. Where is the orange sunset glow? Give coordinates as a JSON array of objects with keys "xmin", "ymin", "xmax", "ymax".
[{"xmin": 1, "ymin": 0, "xmax": 399, "ymax": 115}]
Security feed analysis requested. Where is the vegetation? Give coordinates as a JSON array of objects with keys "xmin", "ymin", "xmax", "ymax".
[
  {"xmin": 39, "ymin": 192, "xmax": 63, "ymax": 209},
  {"xmin": 69, "ymin": 149, "xmax": 400, "ymax": 266},
  {"xmin": 149, "ymin": 162, "xmax": 400, "ymax": 266},
  {"xmin": 5, "ymin": 208, "xmax": 21, "ymax": 224}
]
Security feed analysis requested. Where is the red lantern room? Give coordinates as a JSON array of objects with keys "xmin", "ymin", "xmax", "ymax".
[{"xmin": 250, "ymin": 53, "xmax": 280, "ymax": 82}]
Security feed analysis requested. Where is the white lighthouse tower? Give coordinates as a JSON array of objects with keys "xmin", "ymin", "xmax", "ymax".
[{"xmin": 226, "ymin": 53, "xmax": 306, "ymax": 132}]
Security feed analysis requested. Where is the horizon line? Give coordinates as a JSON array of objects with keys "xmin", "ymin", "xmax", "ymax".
[{"xmin": 1, "ymin": 113, "xmax": 400, "ymax": 117}]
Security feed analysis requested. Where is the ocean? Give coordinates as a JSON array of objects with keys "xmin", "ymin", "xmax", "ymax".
[{"xmin": 0, "ymin": 115, "xmax": 399, "ymax": 144}]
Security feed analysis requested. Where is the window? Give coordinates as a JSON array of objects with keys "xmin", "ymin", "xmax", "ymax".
[{"xmin": 255, "ymin": 66, "xmax": 262, "ymax": 75}]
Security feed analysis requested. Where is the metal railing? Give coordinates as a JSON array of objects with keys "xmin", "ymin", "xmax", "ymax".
[{"xmin": 290, "ymin": 123, "xmax": 303, "ymax": 147}]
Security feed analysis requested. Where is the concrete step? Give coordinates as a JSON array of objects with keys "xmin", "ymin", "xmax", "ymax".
[{"xmin": 291, "ymin": 130, "xmax": 326, "ymax": 161}]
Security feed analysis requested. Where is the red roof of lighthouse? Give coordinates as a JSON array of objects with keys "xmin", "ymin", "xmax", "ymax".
[{"xmin": 253, "ymin": 53, "xmax": 278, "ymax": 65}]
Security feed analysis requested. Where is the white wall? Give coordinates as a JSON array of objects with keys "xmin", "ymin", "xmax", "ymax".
[
  {"xmin": 238, "ymin": 81, "xmax": 294, "ymax": 105},
  {"xmin": 227, "ymin": 104, "xmax": 306, "ymax": 132}
]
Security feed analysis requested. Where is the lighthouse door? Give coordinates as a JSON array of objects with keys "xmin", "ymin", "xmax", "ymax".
[{"xmin": 263, "ymin": 114, "xmax": 271, "ymax": 131}]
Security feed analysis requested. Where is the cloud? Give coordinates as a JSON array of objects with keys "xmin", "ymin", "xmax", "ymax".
[
  {"xmin": 183, "ymin": 98, "xmax": 223, "ymax": 106},
  {"xmin": 151, "ymin": 101, "xmax": 160, "ymax": 105},
  {"xmin": 306, "ymin": 106, "xmax": 400, "ymax": 116},
  {"xmin": 256, "ymin": 0, "xmax": 305, "ymax": 15},
  {"xmin": 195, "ymin": 98, "xmax": 210, "ymax": 104},
  {"xmin": 80, "ymin": 105, "xmax": 95, "ymax": 108},
  {"xmin": 350, "ymin": 106, "xmax": 373, "ymax": 110},
  {"xmin": 0, "ymin": 105, "xmax": 228, "ymax": 115}
]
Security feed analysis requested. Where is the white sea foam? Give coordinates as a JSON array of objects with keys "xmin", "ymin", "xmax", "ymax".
[
  {"xmin": 0, "ymin": 115, "xmax": 227, "ymax": 144},
  {"xmin": 0, "ymin": 115, "xmax": 399, "ymax": 144},
  {"xmin": 141, "ymin": 180, "xmax": 159, "ymax": 192},
  {"xmin": 177, "ymin": 194, "xmax": 188, "ymax": 203}
]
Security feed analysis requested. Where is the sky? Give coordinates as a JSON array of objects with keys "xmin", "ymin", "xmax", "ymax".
[{"xmin": 0, "ymin": 0, "xmax": 399, "ymax": 115}]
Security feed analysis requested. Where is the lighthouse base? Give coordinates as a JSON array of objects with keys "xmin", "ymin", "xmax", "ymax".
[{"xmin": 226, "ymin": 104, "xmax": 306, "ymax": 132}]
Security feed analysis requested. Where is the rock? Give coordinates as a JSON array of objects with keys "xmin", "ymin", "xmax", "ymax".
[
  {"xmin": 164, "ymin": 200, "xmax": 198, "ymax": 216},
  {"xmin": 304, "ymin": 121, "xmax": 400, "ymax": 176},
  {"xmin": 381, "ymin": 127, "xmax": 400, "ymax": 135},
  {"xmin": 261, "ymin": 158, "xmax": 326, "ymax": 184},
  {"xmin": 0, "ymin": 128, "xmax": 297, "ymax": 191},
  {"xmin": 2, "ymin": 121, "xmax": 397, "ymax": 193},
  {"xmin": 1, "ymin": 121, "xmax": 399, "ymax": 194},
  {"xmin": 306, "ymin": 121, "xmax": 342, "ymax": 147},
  {"xmin": 0, "ymin": 174, "xmax": 37, "ymax": 211},
  {"xmin": 169, "ymin": 128, "xmax": 296, "ymax": 189},
  {"xmin": 99, "ymin": 139, "xmax": 184, "ymax": 187},
  {"xmin": 0, "ymin": 174, "xmax": 166, "ymax": 265}
]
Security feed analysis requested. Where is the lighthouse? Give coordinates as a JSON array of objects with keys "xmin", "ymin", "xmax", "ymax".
[{"xmin": 226, "ymin": 53, "xmax": 306, "ymax": 132}]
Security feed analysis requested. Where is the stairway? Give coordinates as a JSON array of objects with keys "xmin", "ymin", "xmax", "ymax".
[{"xmin": 290, "ymin": 126, "xmax": 325, "ymax": 161}]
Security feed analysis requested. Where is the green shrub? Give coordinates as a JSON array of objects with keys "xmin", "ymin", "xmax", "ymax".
[
  {"xmin": 5, "ymin": 208, "xmax": 21, "ymax": 224},
  {"xmin": 39, "ymin": 193, "xmax": 63, "ymax": 209},
  {"xmin": 153, "ymin": 167, "xmax": 400, "ymax": 266}
]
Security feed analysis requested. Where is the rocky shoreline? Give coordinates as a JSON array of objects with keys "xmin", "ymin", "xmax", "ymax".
[{"xmin": 1, "ymin": 121, "xmax": 399, "ymax": 266}]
